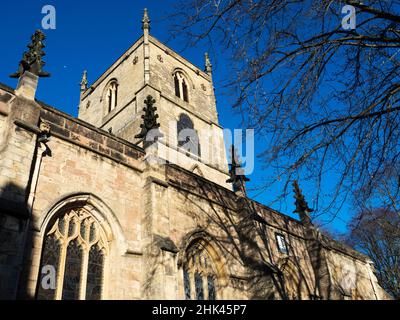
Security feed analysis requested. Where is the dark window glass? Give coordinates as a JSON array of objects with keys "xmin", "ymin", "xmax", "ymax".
[
  {"xmin": 207, "ymin": 275, "xmax": 216, "ymax": 300},
  {"xmin": 58, "ymin": 218, "xmax": 65, "ymax": 236},
  {"xmin": 183, "ymin": 269, "xmax": 191, "ymax": 300},
  {"xmin": 37, "ymin": 210, "xmax": 107, "ymax": 301},
  {"xmin": 37, "ymin": 235, "xmax": 60, "ymax": 300},
  {"xmin": 86, "ymin": 244, "xmax": 104, "ymax": 300},
  {"xmin": 174, "ymin": 74, "xmax": 180, "ymax": 97},
  {"xmin": 182, "ymin": 79, "xmax": 189, "ymax": 102},
  {"xmin": 68, "ymin": 218, "xmax": 76, "ymax": 237},
  {"xmin": 115, "ymin": 84, "xmax": 118, "ymax": 107},
  {"xmin": 89, "ymin": 223, "xmax": 97, "ymax": 242},
  {"xmin": 107, "ymin": 82, "xmax": 118, "ymax": 112},
  {"xmin": 62, "ymin": 239, "xmax": 83, "ymax": 300},
  {"xmin": 276, "ymin": 234, "xmax": 288, "ymax": 254},
  {"xmin": 183, "ymin": 245, "xmax": 218, "ymax": 301},
  {"xmin": 195, "ymin": 272, "xmax": 204, "ymax": 300},
  {"xmin": 108, "ymin": 88, "xmax": 112, "ymax": 112},
  {"xmin": 177, "ymin": 114, "xmax": 194, "ymax": 139},
  {"xmin": 177, "ymin": 114, "xmax": 201, "ymax": 157},
  {"xmin": 80, "ymin": 220, "xmax": 86, "ymax": 240},
  {"xmin": 174, "ymin": 72, "xmax": 189, "ymax": 102}
]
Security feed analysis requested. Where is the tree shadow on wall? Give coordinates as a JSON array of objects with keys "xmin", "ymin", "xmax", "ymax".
[{"xmin": 168, "ymin": 166, "xmax": 335, "ymax": 300}]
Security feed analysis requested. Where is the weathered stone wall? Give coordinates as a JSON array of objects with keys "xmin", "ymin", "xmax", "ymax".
[
  {"xmin": 78, "ymin": 37, "xmax": 144, "ymax": 128},
  {"xmin": 160, "ymin": 164, "xmax": 390, "ymax": 300},
  {"xmin": 0, "ymin": 213, "xmax": 25, "ymax": 299},
  {"xmin": 146, "ymin": 37, "xmax": 229, "ymax": 178},
  {"xmin": 0, "ymin": 89, "xmax": 390, "ymax": 299},
  {"xmin": 0, "ymin": 23, "xmax": 390, "ymax": 300},
  {"xmin": 148, "ymin": 36, "xmax": 218, "ymax": 124},
  {"xmin": 0, "ymin": 85, "xmax": 39, "ymax": 299},
  {"xmin": 325, "ymin": 245, "xmax": 388, "ymax": 300},
  {"xmin": 161, "ymin": 164, "xmax": 317, "ymax": 300},
  {"xmin": 77, "ymin": 35, "xmax": 230, "ymax": 188},
  {"xmin": 16, "ymin": 105, "xmax": 147, "ymax": 299}
]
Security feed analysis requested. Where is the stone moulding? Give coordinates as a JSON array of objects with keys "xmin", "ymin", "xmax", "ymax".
[{"xmin": 35, "ymin": 193, "xmax": 129, "ymax": 255}]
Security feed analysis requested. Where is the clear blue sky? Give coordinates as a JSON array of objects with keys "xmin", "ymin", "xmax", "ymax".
[{"xmin": 0, "ymin": 0, "xmax": 352, "ymax": 233}]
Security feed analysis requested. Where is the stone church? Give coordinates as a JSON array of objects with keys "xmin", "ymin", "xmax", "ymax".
[{"xmin": 0, "ymin": 10, "xmax": 389, "ymax": 300}]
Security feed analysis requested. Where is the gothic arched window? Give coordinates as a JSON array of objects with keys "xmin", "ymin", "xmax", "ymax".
[
  {"xmin": 183, "ymin": 242, "xmax": 218, "ymax": 300},
  {"xmin": 37, "ymin": 208, "xmax": 107, "ymax": 300},
  {"xmin": 106, "ymin": 81, "xmax": 118, "ymax": 112},
  {"xmin": 174, "ymin": 71, "xmax": 189, "ymax": 102},
  {"xmin": 177, "ymin": 114, "xmax": 201, "ymax": 157}
]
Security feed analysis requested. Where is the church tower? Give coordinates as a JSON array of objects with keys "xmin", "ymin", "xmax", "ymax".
[{"xmin": 78, "ymin": 9, "xmax": 230, "ymax": 186}]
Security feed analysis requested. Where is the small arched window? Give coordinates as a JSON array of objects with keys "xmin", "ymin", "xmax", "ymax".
[
  {"xmin": 177, "ymin": 114, "xmax": 201, "ymax": 157},
  {"xmin": 174, "ymin": 71, "xmax": 189, "ymax": 102},
  {"xmin": 183, "ymin": 242, "xmax": 218, "ymax": 300},
  {"xmin": 36, "ymin": 208, "xmax": 107, "ymax": 300},
  {"xmin": 106, "ymin": 81, "xmax": 118, "ymax": 112}
]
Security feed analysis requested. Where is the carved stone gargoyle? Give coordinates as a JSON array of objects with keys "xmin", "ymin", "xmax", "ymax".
[{"xmin": 10, "ymin": 30, "xmax": 50, "ymax": 78}]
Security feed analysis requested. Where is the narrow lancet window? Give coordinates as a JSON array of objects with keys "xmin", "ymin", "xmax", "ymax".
[
  {"xmin": 174, "ymin": 71, "xmax": 189, "ymax": 102},
  {"xmin": 107, "ymin": 81, "xmax": 118, "ymax": 112}
]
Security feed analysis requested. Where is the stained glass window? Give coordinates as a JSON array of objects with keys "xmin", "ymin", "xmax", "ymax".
[
  {"xmin": 37, "ymin": 234, "xmax": 60, "ymax": 300},
  {"xmin": 68, "ymin": 218, "xmax": 77, "ymax": 237},
  {"xmin": 58, "ymin": 217, "xmax": 66, "ymax": 236},
  {"xmin": 80, "ymin": 220, "xmax": 86, "ymax": 240},
  {"xmin": 89, "ymin": 223, "xmax": 97, "ymax": 242},
  {"xmin": 86, "ymin": 244, "xmax": 104, "ymax": 300},
  {"xmin": 37, "ymin": 208, "xmax": 107, "ymax": 300},
  {"xmin": 195, "ymin": 272, "xmax": 204, "ymax": 300},
  {"xmin": 62, "ymin": 239, "xmax": 83, "ymax": 300},
  {"xmin": 183, "ymin": 242, "xmax": 218, "ymax": 300},
  {"xmin": 183, "ymin": 269, "xmax": 191, "ymax": 300},
  {"xmin": 208, "ymin": 276, "xmax": 216, "ymax": 300}
]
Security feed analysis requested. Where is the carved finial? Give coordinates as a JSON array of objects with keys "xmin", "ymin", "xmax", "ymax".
[
  {"xmin": 80, "ymin": 70, "xmax": 88, "ymax": 92},
  {"xmin": 293, "ymin": 180, "xmax": 313, "ymax": 225},
  {"xmin": 135, "ymin": 95, "xmax": 163, "ymax": 144},
  {"xmin": 226, "ymin": 145, "xmax": 250, "ymax": 194},
  {"xmin": 142, "ymin": 8, "xmax": 150, "ymax": 31},
  {"xmin": 10, "ymin": 30, "xmax": 50, "ymax": 78},
  {"xmin": 205, "ymin": 52, "xmax": 212, "ymax": 76}
]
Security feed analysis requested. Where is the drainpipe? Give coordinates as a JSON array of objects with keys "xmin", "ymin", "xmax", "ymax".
[
  {"xmin": 17, "ymin": 120, "xmax": 51, "ymax": 299},
  {"xmin": 27, "ymin": 124, "xmax": 51, "ymax": 213}
]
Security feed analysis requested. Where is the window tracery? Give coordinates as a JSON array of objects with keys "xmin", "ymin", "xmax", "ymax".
[
  {"xmin": 37, "ymin": 208, "xmax": 107, "ymax": 300},
  {"xmin": 182, "ymin": 242, "xmax": 218, "ymax": 300},
  {"xmin": 174, "ymin": 71, "xmax": 189, "ymax": 102}
]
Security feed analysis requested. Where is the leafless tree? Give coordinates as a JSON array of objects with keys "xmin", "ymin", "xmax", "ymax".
[
  {"xmin": 167, "ymin": 0, "xmax": 400, "ymax": 222},
  {"xmin": 347, "ymin": 208, "xmax": 400, "ymax": 299}
]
